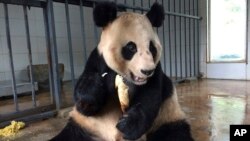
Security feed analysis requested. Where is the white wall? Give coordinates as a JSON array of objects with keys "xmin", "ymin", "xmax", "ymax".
[
  {"xmin": 0, "ymin": 2, "xmax": 97, "ymax": 82},
  {"xmin": 53, "ymin": 3, "xmax": 97, "ymax": 80},
  {"xmin": 198, "ymin": 0, "xmax": 208, "ymax": 78},
  {"xmin": 0, "ymin": 0, "xmax": 199, "ymax": 82}
]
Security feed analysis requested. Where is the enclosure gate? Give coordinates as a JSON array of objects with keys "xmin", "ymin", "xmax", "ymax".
[{"xmin": 0, "ymin": 0, "xmax": 202, "ymax": 127}]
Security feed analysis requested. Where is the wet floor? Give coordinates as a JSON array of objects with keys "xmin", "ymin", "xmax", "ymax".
[
  {"xmin": 177, "ymin": 79, "xmax": 250, "ymax": 141},
  {"xmin": 1, "ymin": 79, "xmax": 250, "ymax": 141}
]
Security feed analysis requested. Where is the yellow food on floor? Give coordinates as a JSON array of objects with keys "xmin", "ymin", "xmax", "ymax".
[
  {"xmin": 0, "ymin": 121, "xmax": 25, "ymax": 137},
  {"xmin": 115, "ymin": 75, "xmax": 129, "ymax": 113}
]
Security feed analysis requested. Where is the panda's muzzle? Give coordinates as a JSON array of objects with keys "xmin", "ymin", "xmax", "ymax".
[
  {"xmin": 130, "ymin": 72, "xmax": 147, "ymax": 85},
  {"xmin": 141, "ymin": 69, "xmax": 154, "ymax": 76},
  {"xmin": 128, "ymin": 69, "xmax": 155, "ymax": 85}
]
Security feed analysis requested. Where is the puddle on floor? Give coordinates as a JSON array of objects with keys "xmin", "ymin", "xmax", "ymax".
[{"xmin": 210, "ymin": 96, "xmax": 246, "ymax": 141}]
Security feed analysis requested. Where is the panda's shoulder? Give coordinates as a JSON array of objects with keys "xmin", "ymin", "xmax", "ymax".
[
  {"xmin": 88, "ymin": 47, "xmax": 102, "ymax": 61},
  {"xmin": 161, "ymin": 74, "xmax": 174, "ymax": 100},
  {"xmin": 85, "ymin": 47, "xmax": 101, "ymax": 67},
  {"xmin": 153, "ymin": 63, "xmax": 174, "ymax": 100},
  {"xmin": 86, "ymin": 47, "xmax": 110, "ymax": 72},
  {"xmin": 146, "ymin": 63, "xmax": 174, "ymax": 100}
]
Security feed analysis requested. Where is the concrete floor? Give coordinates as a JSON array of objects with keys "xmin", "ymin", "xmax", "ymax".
[
  {"xmin": 1, "ymin": 79, "xmax": 250, "ymax": 141},
  {"xmin": 0, "ymin": 81, "xmax": 74, "ymax": 114}
]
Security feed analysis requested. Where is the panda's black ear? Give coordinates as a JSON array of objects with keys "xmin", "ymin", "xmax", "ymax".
[
  {"xmin": 146, "ymin": 2, "xmax": 165, "ymax": 27},
  {"xmin": 93, "ymin": 2, "xmax": 117, "ymax": 27}
]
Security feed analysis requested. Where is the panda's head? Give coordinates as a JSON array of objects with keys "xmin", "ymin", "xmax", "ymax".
[{"xmin": 94, "ymin": 2, "xmax": 164, "ymax": 85}]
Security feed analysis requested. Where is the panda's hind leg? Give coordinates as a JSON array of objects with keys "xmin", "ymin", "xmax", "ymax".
[
  {"xmin": 147, "ymin": 120, "xmax": 194, "ymax": 141},
  {"xmin": 50, "ymin": 119, "xmax": 94, "ymax": 141}
]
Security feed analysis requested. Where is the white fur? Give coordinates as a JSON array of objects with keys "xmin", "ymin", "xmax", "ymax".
[
  {"xmin": 70, "ymin": 88, "xmax": 185, "ymax": 141},
  {"xmin": 97, "ymin": 12, "xmax": 162, "ymax": 84}
]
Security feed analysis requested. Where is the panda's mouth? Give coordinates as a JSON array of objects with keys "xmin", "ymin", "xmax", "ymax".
[{"xmin": 130, "ymin": 72, "xmax": 147, "ymax": 85}]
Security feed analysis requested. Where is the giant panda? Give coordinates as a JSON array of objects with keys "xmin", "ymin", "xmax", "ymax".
[{"xmin": 51, "ymin": 1, "xmax": 194, "ymax": 141}]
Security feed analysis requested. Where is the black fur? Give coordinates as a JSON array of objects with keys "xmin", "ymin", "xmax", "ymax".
[
  {"xmin": 52, "ymin": 46, "xmax": 193, "ymax": 141},
  {"xmin": 116, "ymin": 63, "xmax": 174, "ymax": 140},
  {"xmin": 52, "ymin": 2, "xmax": 194, "ymax": 140},
  {"xmin": 146, "ymin": 2, "xmax": 165, "ymax": 27},
  {"xmin": 74, "ymin": 72, "xmax": 105, "ymax": 116},
  {"xmin": 50, "ymin": 119, "xmax": 94, "ymax": 141},
  {"xmin": 116, "ymin": 103, "xmax": 148, "ymax": 140},
  {"xmin": 149, "ymin": 41, "xmax": 157, "ymax": 59},
  {"xmin": 147, "ymin": 120, "xmax": 194, "ymax": 141},
  {"xmin": 121, "ymin": 41, "xmax": 137, "ymax": 60},
  {"xmin": 93, "ymin": 1, "xmax": 117, "ymax": 27},
  {"xmin": 74, "ymin": 48, "xmax": 113, "ymax": 116},
  {"xmin": 72, "ymin": 47, "xmax": 174, "ymax": 140},
  {"xmin": 53, "ymin": 49, "xmax": 192, "ymax": 141}
]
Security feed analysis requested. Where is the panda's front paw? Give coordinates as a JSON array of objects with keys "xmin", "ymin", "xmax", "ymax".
[
  {"xmin": 116, "ymin": 104, "xmax": 147, "ymax": 140},
  {"xmin": 74, "ymin": 73, "xmax": 106, "ymax": 116}
]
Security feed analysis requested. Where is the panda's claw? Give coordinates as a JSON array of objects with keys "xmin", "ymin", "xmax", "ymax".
[
  {"xmin": 116, "ymin": 117, "xmax": 127, "ymax": 132},
  {"xmin": 116, "ymin": 118, "xmax": 140, "ymax": 140}
]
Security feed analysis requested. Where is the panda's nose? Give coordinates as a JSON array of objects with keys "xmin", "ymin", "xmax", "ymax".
[{"xmin": 141, "ymin": 69, "xmax": 154, "ymax": 76}]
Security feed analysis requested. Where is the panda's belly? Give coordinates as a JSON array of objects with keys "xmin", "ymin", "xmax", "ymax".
[
  {"xmin": 70, "ymin": 96, "xmax": 146, "ymax": 141},
  {"xmin": 70, "ymin": 89, "xmax": 185, "ymax": 141},
  {"xmin": 149, "ymin": 89, "xmax": 186, "ymax": 132},
  {"xmin": 70, "ymin": 98, "xmax": 123, "ymax": 141}
]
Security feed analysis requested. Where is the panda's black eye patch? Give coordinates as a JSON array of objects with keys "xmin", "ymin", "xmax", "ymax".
[
  {"xmin": 149, "ymin": 41, "xmax": 157, "ymax": 59},
  {"xmin": 122, "ymin": 41, "xmax": 137, "ymax": 60}
]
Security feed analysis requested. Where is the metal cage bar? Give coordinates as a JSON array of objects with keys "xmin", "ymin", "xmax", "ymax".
[
  {"xmin": 93, "ymin": 3, "xmax": 99, "ymax": 45},
  {"xmin": 46, "ymin": 0, "xmax": 62, "ymax": 110},
  {"xmin": 53, "ymin": 0, "xmax": 202, "ymax": 19},
  {"xmin": 43, "ymin": 7, "xmax": 55, "ymax": 104},
  {"xmin": 184, "ymin": 0, "xmax": 188, "ymax": 78},
  {"xmin": 148, "ymin": 0, "xmax": 151, "ymax": 9},
  {"xmin": 3, "ymin": 3, "xmax": 19, "ymax": 112},
  {"xmin": 246, "ymin": 0, "xmax": 249, "ymax": 65},
  {"xmin": 23, "ymin": 5, "xmax": 37, "ymax": 108},
  {"xmin": 197, "ymin": 0, "xmax": 200, "ymax": 75},
  {"xmin": 162, "ymin": 0, "xmax": 166, "ymax": 73},
  {"xmin": 140, "ymin": 0, "xmax": 143, "ymax": 14},
  {"xmin": 174, "ymin": 0, "xmax": 178, "ymax": 79},
  {"xmin": 168, "ymin": 0, "xmax": 173, "ymax": 78},
  {"xmin": 179, "ymin": 0, "xmax": 183, "ymax": 79},
  {"xmin": 189, "ymin": 0, "xmax": 192, "ymax": 77},
  {"xmin": 133, "ymin": 0, "xmax": 135, "ymax": 12},
  {"xmin": 193, "ymin": 0, "xmax": 196, "ymax": 76},
  {"xmin": 0, "ymin": 0, "xmax": 46, "ymax": 7},
  {"xmin": 65, "ymin": 0, "xmax": 76, "ymax": 88},
  {"xmin": 79, "ymin": 0, "xmax": 88, "ymax": 66}
]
